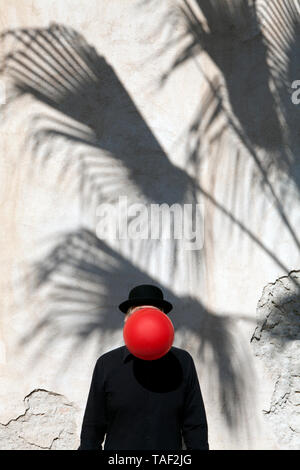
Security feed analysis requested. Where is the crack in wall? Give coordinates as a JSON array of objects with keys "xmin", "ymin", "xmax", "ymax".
[
  {"xmin": 251, "ymin": 270, "xmax": 300, "ymax": 449},
  {"xmin": 0, "ymin": 389, "xmax": 79, "ymax": 450}
]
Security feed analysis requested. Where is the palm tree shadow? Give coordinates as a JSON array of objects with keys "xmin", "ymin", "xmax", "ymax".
[
  {"xmin": 1, "ymin": 21, "xmax": 296, "ymax": 289},
  {"xmin": 0, "ymin": 22, "xmax": 257, "ymax": 436},
  {"xmin": 18, "ymin": 227, "xmax": 256, "ymax": 434}
]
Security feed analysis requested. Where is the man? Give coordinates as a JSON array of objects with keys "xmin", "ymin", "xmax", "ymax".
[{"xmin": 78, "ymin": 284, "xmax": 209, "ymax": 450}]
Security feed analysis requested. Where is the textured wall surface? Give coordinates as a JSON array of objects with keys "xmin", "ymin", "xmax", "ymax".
[
  {"xmin": 251, "ymin": 271, "xmax": 300, "ymax": 450},
  {"xmin": 0, "ymin": 389, "xmax": 78, "ymax": 449}
]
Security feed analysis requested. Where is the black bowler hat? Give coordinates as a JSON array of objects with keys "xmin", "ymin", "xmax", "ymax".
[{"xmin": 118, "ymin": 284, "xmax": 173, "ymax": 314}]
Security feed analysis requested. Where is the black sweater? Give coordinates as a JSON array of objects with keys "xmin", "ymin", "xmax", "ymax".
[{"xmin": 78, "ymin": 345, "xmax": 209, "ymax": 450}]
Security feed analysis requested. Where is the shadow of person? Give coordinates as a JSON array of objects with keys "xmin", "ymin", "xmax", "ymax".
[{"xmin": 132, "ymin": 350, "xmax": 184, "ymax": 393}]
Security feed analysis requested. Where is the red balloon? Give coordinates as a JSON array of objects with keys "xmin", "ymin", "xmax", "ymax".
[{"xmin": 123, "ymin": 307, "xmax": 174, "ymax": 360}]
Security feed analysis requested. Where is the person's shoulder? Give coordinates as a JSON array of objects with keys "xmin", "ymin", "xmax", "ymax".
[
  {"xmin": 95, "ymin": 345, "xmax": 125, "ymax": 365},
  {"xmin": 170, "ymin": 345, "xmax": 193, "ymax": 362}
]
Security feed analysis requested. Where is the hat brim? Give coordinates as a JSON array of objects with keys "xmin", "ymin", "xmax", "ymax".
[{"xmin": 118, "ymin": 298, "xmax": 173, "ymax": 314}]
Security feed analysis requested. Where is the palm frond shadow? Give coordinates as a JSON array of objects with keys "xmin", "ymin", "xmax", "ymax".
[
  {"xmin": 19, "ymin": 227, "xmax": 256, "ymax": 433},
  {"xmin": 144, "ymin": 0, "xmax": 300, "ymax": 267},
  {"xmin": 1, "ymin": 24, "xmax": 193, "ymax": 204},
  {"xmin": 0, "ymin": 22, "xmax": 205, "ymax": 289}
]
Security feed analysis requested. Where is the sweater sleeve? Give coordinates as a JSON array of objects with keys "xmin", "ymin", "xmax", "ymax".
[
  {"xmin": 181, "ymin": 354, "xmax": 209, "ymax": 450},
  {"xmin": 78, "ymin": 357, "xmax": 107, "ymax": 450}
]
